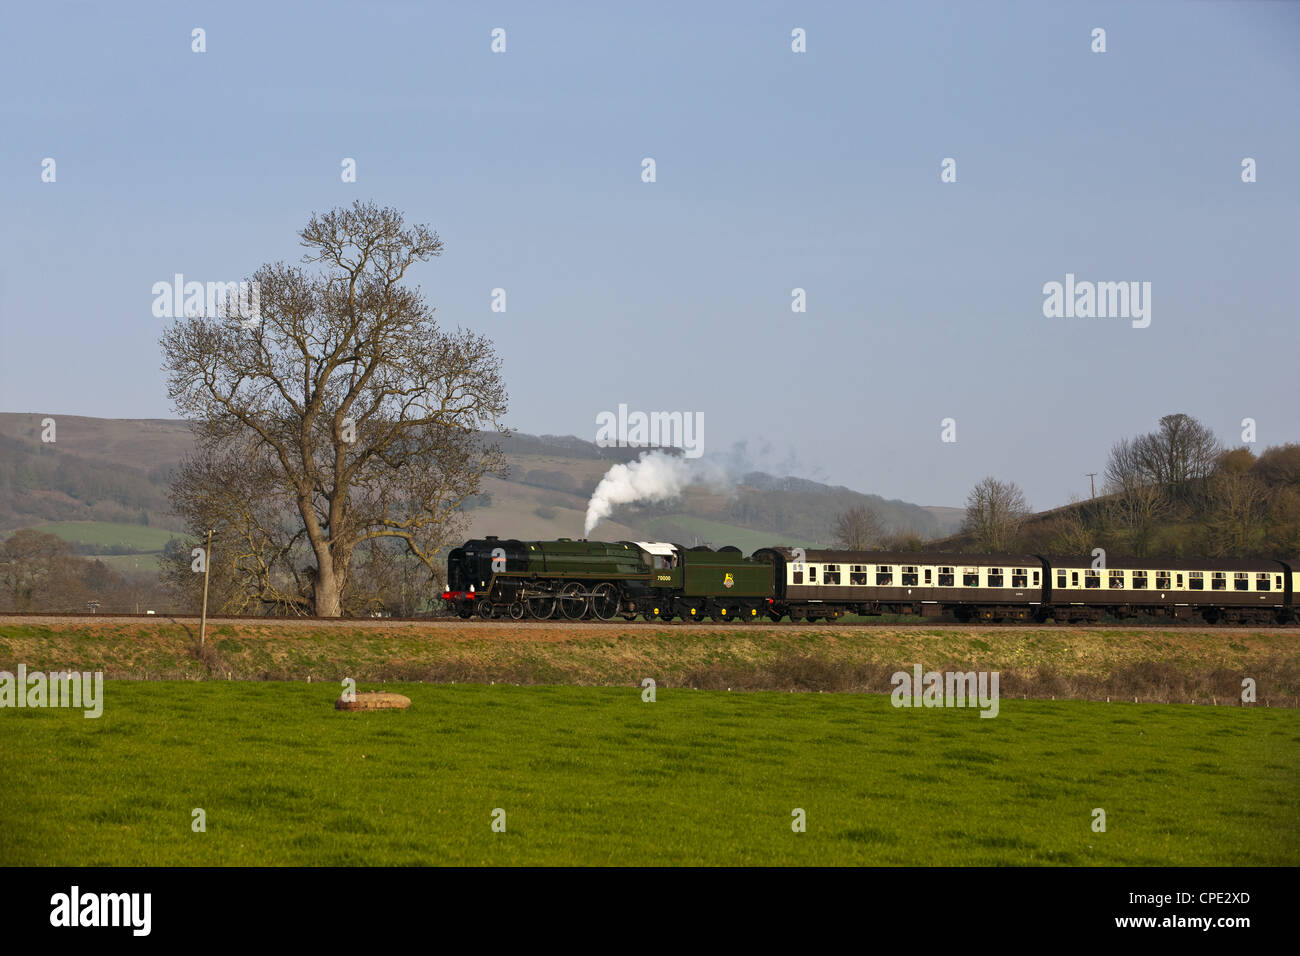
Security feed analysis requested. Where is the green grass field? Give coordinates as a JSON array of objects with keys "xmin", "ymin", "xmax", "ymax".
[
  {"xmin": 80, "ymin": 553, "xmax": 166, "ymax": 573},
  {"xmin": 1, "ymin": 682, "xmax": 1295, "ymax": 866},
  {"xmin": 25, "ymin": 521, "xmax": 179, "ymax": 552}
]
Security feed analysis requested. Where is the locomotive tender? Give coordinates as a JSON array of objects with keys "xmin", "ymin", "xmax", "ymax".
[{"xmin": 442, "ymin": 537, "xmax": 1300, "ymax": 625}]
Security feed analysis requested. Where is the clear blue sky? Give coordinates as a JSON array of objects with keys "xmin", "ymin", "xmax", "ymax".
[{"xmin": 2, "ymin": 1, "xmax": 1297, "ymax": 509}]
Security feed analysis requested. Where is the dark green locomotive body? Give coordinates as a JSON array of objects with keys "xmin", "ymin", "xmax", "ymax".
[{"xmin": 442, "ymin": 538, "xmax": 776, "ymax": 621}]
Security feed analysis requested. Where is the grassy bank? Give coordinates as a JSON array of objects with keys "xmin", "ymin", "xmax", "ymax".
[{"xmin": 1, "ymin": 620, "xmax": 1297, "ymax": 705}]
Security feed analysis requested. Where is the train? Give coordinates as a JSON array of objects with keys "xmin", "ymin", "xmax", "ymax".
[{"xmin": 441, "ymin": 537, "xmax": 1300, "ymax": 625}]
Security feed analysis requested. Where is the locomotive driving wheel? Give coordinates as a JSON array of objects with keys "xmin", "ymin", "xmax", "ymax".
[
  {"xmin": 527, "ymin": 593, "xmax": 556, "ymax": 620},
  {"xmin": 508, "ymin": 601, "xmax": 526, "ymax": 620},
  {"xmin": 590, "ymin": 583, "xmax": 620, "ymax": 621},
  {"xmin": 560, "ymin": 582, "xmax": 588, "ymax": 620},
  {"xmin": 476, "ymin": 599, "xmax": 494, "ymax": 619}
]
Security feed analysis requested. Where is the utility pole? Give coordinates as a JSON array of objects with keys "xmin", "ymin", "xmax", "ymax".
[
  {"xmin": 1086, "ymin": 473, "xmax": 1097, "ymax": 498},
  {"xmin": 199, "ymin": 528, "xmax": 214, "ymax": 648}
]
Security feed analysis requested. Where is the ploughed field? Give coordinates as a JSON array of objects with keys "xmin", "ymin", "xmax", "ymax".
[
  {"xmin": 1, "ymin": 682, "xmax": 1296, "ymax": 866},
  {"xmin": 1, "ymin": 618, "xmax": 1298, "ymax": 705}
]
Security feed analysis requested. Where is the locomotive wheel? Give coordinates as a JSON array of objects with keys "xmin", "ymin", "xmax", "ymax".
[
  {"xmin": 527, "ymin": 594, "xmax": 556, "ymax": 620},
  {"xmin": 476, "ymin": 600, "xmax": 494, "ymax": 619},
  {"xmin": 508, "ymin": 601, "xmax": 526, "ymax": 620},
  {"xmin": 560, "ymin": 582, "xmax": 588, "ymax": 620},
  {"xmin": 768, "ymin": 611, "xmax": 782, "ymax": 622},
  {"xmin": 591, "ymin": 583, "xmax": 620, "ymax": 621},
  {"xmin": 684, "ymin": 603, "xmax": 702, "ymax": 620}
]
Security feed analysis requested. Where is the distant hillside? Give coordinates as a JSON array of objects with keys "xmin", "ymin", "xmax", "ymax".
[
  {"xmin": 0, "ymin": 413, "xmax": 963, "ymax": 565},
  {"xmin": 0, "ymin": 416, "xmax": 187, "ymax": 532}
]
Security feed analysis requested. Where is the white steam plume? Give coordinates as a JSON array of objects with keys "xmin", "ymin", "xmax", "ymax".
[{"xmin": 584, "ymin": 450, "xmax": 728, "ymax": 537}]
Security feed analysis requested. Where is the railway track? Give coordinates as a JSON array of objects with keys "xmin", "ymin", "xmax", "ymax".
[{"xmin": 1, "ymin": 612, "xmax": 1295, "ymax": 633}]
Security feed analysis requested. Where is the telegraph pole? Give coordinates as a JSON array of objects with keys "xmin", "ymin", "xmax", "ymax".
[
  {"xmin": 1086, "ymin": 473, "xmax": 1097, "ymax": 498},
  {"xmin": 199, "ymin": 528, "xmax": 214, "ymax": 648}
]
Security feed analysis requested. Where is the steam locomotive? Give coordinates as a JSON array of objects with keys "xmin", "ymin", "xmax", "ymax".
[{"xmin": 441, "ymin": 537, "xmax": 1300, "ymax": 625}]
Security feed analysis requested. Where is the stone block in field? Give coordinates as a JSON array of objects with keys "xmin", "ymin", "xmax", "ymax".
[{"xmin": 335, "ymin": 692, "xmax": 411, "ymax": 711}]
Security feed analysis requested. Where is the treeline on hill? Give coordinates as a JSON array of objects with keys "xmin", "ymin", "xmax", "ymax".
[
  {"xmin": 492, "ymin": 431, "xmax": 644, "ymax": 463},
  {"xmin": 0, "ymin": 434, "xmax": 174, "ymax": 530},
  {"xmin": 621, "ymin": 475, "xmax": 943, "ymax": 544},
  {"xmin": 732, "ymin": 473, "xmax": 943, "ymax": 542},
  {"xmin": 0, "ymin": 529, "xmax": 171, "ymax": 614},
  {"xmin": 1028, "ymin": 439, "xmax": 1300, "ymax": 559},
  {"xmin": 835, "ymin": 414, "xmax": 1300, "ymax": 560}
]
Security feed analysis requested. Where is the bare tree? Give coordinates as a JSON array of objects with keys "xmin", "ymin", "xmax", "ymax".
[
  {"xmin": 1103, "ymin": 438, "xmax": 1168, "ymax": 556},
  {"xmin": 833, "ymin": 505, "xmax": 884, "ymax": 550},
  {"xmin": 161, "ymin": 441, "xmax": 312, "ymax": 615},
  {"xmin": 161, "ymin": 201, "xmax": 508, "ymax": 617},
  {"xmin": 348, "ymin": 537, "xmax": 445, "ymax": 617},
  {"xmin": 1202, "ymin": 470, "xmax": 1269, "ymax": 556},
  {"xmin": 1131, "ymin": 413, "xmax": 1221, "ymax": 489},
  {"xmin": 1046, "ymin": 497, "xmax": 1093, "ymax": 555},
  {"xmin": 0, "ymin": 529, "xmax": 125, "ymax": 612},
  {"xmin": 1253, "ymin": 443, "xmax": 1300, "ymax": 487},
  {"xmin": 880, "ymin": 530, "xmax": 927, "ymax": 551},
  {"xmin": 962, "ymin": 477, "xmax": 1031, "ymax": 552}
]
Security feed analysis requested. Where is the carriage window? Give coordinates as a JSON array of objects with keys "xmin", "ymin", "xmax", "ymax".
[
  {"xmin": 1176, "ymin": 573, "xmax": 1184, "ymax": 588},
  {"xmin": 1189, "ymin": 572, "xmax": 1203, "ymax": 590},
  {"xmin": 987, "ymin": 568, "xmax": 1004, "ymax": 587},
  {"xmin": 792, "ymin": 570, "xmax": 803, "ymax": 584},
  {"xmin": 1033, "ymin": 570, "xmax": 1040, "ymax": 586},
  {"xmin": 823, "ymin": 563, "xmax": 841, "ymax": 585},
  {"xmin": 1132, "ymin": 571, "xmax": 1148, "ymax": 589},
  {"xmin": 876, "ymin": 565, "xmax": 893, "ymax": 586},
  {"xmin": 938, "ymin": 566, "xmax": 955, "ymax": 586},
  {"xmin": 924, "ymin": 567, "xmax": 932, "ymax": 585},
  {"xmin": 1156, "ymin": 572, "xmax": 1171, "ymax": 589},
  {"xmin": 963, "ymin": 568, "xmax": 980, "ymax": 587},
  {"xmin": 1109, "ymin": 570, "xmax": 1124, "ymax": 589},
  {"xmin": 809, "ymin": 566, "xmax": 817, "ymax": 582},
  {"xmin": 1056, "ymin": 571, "xmax": 1067, "ymax": 588},
  {"xmin": 901, "ymin": 565, "xmax": 919, "ymax": 586},
  {"xmin": 1212, "ymin": 572, "xmax": 1228, "ymax": 591},
  {"xmin": 1071, "ymin": 571, "xmax": 1080, "ymax": 587},
  {"xmin": 1234, "ymin": 572, "xmax": 1249, "ymax": 591},
  {"xmin": 1256, "ymin": 573, "xmax": 1271, "ymax": 591},
  {"xmin": 1085, "ymin": 570, "xmax": 1101, "ymax": 588},
  {"xmin": 1011, "ymin": 568, "xmax": 1028, "ymax": 588},
  {"xmin": 850, "ymin": 565, "xmax": 868, "ymax": 586}
]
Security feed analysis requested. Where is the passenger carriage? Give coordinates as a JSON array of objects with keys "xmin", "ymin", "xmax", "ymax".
[
  {"xmin": 753, "ymin": 549, "xmax": 1047, "ymax": 622},
  {"xmin": 1042, "ymin": 556, "xmax": 1289, "ymax": 624}
]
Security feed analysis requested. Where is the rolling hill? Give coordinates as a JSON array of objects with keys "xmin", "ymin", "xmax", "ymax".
[{"xmin": 0, "ymin": 413, "xmax": 963, "ymax": 568}]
